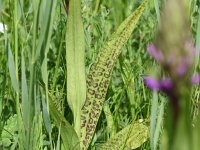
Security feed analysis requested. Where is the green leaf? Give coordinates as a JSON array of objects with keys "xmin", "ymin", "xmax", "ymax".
[
  {"xmin": 80, "ymin": 0, "xmax": 148, "ymax": 149},
  {"xmin": 66, "ymin": 0, "xmax": 86, "ymax": 137},
  {"xmin": 21, "ymin": 51, "xmax": 30, "ymax": 134},
  {"xmin": 42, "ymin": 95, "xmax": 52, "ymax": 133},
  {"xmin": 48, "ymin": 93, "xmax": 80, "ymax": 150},
  {"xmin": 7, "ymin": 41, "xmax": 19, "ymax": 92},
  {"xmin": 1, "ymin": 115, "xmax": 18, "ymax": 147},
  {"xmin": 100, "ymin": 119, "xmax": 150, "ymax": 150},
  {"xmin": 35, "ymin": 0, "xmax": 55, "ymax": 61}
]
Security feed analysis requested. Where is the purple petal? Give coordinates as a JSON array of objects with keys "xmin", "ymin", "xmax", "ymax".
[
  {"xmin": 147, "ymin": 44, "xmax": 164, "ymax": 63},
  {"xmin": 176, "ymin": 58, "xmax": 188, "ymax": 76},
  {"xmin": 160, "ymin": 78, "xmax": 173, "ymax": 93},
  {"xmin": 143, "ymin": 76, "xmax": 160, "ymax": 91},
  {"xmin": 191, "ymin": 73, "xmax": 200, "ymax": 84}
]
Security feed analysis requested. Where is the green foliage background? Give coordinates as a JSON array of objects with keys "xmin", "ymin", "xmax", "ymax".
[{"xmin": 0, "ymin": 0, "xmax": 199, "ymax": 149}]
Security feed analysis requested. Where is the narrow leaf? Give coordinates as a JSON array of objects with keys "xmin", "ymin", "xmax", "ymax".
[
  {"xmin": 21, "ymin": 51, "xmax": 29, "ymax": 130},
  {"xmin": 35, "ymin": 0, "xmax": 57, "ymax": 62},
  {"xmin": 35, "ymin": 0, "xmax": 52, "ymax": 61},
  {"xmin": 42, "ymin": 95, "xmax": 52, "ymax": 133},
  {"xmin": 80, "ymin": 0, "xmax": 148, "ymax": 149},
  {"xmin": 100, "ymin": 119, "xmax": 150, "ymax": 150},
  {"xmin": 66, "ymin": 0, "xmax": 86, "ymax": 137},
  {"xmin": 7, "ymin": 40, "xmax": 19, "ymax": 92}
]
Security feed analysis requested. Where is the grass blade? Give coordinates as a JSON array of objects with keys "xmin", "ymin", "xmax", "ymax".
[
  {"xmin": 21, "ymin": 51, "xmax": 29, "ymax": 127},
  {"xmin": 21, "ymin": 51, "xmax": 30, "ymax": 148},
  {"xmin": 154, "ymin": 0, "xmax": 161, "ymax": 26},
  {"xmin": 42, "ymin": 95, "xmax": 52, "ymax": 133},
  {"xmin": 153, "ymin": 98, "xmax": 165, "ymax": 149},
  {"xmin": 35, "ymin": 0, "xmax": 53, "ymax": 61},
  {"xmin": 150, "ymin": 91, "xmax": 158, "ymax": 150},
  {"xmin": 80, "ymin": 0, "xmax": 148, "ymax": 149},
  {"xmin": 103, "ymin": 103, "xmax": 116, "ymax": 137},
  {"xmin": 66, "ymin": 0, "xmax": 86, "ymax": 137},
  {"xmin": 7, "ymin": 41, "xmax": 19, "ymax": 92},
  {"xmin": 121, "ymin": 59, "xmax": 137, "ymax": 119}
]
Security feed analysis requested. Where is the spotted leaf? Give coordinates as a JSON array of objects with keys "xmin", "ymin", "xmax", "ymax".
[
  {"xmin": 100, "ymin": 119, "xmax": 150, "ymax": 150},
  {"xmin": 80, "ymin": 0, "xmax": 148, "ymax": 149}
]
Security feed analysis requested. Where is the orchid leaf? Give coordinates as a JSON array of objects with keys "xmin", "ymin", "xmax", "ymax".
[
  {"xmin": 100, "ymin": 119, "xmax": 150, "ymax": 150},
  {"xmin": 80, "ymin": 0, "xmax": 148, "ymax": 149}
]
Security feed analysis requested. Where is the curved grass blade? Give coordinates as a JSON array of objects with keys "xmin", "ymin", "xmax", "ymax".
[
  {"xmin": 100, "ymin": 119, "xmax": 150, "ymax": 150},
  {"xmin": 42, "ymin": 95, "xmax": 52, "ymax": 133},
  {"xmin": 7, "ymin": 40, "xmax": 19, "ymax": 92},
  {"xmin": 21, "ymin": 51, "xmax": 30, "ymax": 148},
  {"xmin": 48, "ymin": 93, "xmax": 80, "ymax": 150},
  {"xmin": 21, "ymin": 51, "xmax": 29, "ymax": 127},
  {"xmin": 66, "ymin": 0, "xmax": 86, "ymax": 137},
  {"xmin": 80, "ymin": 0, "xmax": 148, "ymax": 149}
]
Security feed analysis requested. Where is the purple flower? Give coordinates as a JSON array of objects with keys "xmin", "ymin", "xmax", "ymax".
[
  {"xmin": 144, "ymin": 43, "xmax": 199, "ymax": 101},
  {"xmin": 148, "ymin": 43, "xmax": 195, "ymax": 75},
  {"xmin": 176, "ymin": 58, "xmax": 189, "ymax": 76},
  {"xmin": 144, "ymin": 76, "xmax": 173, "ymax": 93},
  {"xmin": 144, "ymin": 75, "xmax": 200, "ymax": 94},
  {"xmin": 147, "ymin": 44, "xmax": 164, "ymax": 63},
  {"xmin": 143, "ymin": 77, "xmax": 160, "ymax": 91}
]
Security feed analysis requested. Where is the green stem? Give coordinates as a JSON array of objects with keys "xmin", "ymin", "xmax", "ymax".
[{"xmin": 94, "ymin": 0, "xmax": 100, "ymax": 15}]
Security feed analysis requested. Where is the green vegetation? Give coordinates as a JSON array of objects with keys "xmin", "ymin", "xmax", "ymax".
[{"xmin": 0, "ymin": 0, "xmax": 200, "ymax": 150}]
